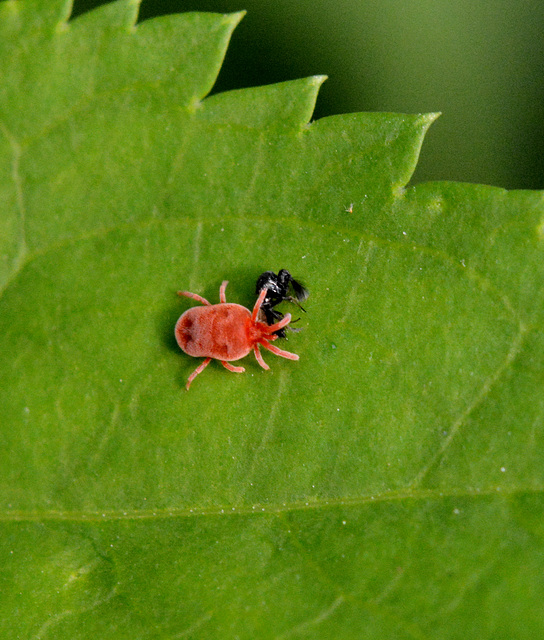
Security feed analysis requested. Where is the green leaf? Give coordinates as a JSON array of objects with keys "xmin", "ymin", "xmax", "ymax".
[{"xmin": 1, "ymin": 1, "xmax": 544, "ymax": 638}]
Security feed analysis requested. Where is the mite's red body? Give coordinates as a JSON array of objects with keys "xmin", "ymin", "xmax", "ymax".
[{"xmin": 175, "ymin": 280, "xmax": 299, "ymax": 390}]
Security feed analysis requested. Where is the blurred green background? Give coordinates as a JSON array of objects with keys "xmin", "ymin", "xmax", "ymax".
[{"xmin": 73, "ymin": 0, "xmax": 544, "ymax": 189}]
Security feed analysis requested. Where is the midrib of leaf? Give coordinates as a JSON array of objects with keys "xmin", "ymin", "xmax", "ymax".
[{"xmin": 2, "ymin": 485, "xmax": 542, "ymax": 522}]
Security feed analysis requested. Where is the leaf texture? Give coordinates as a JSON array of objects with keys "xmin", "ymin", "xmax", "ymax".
[{"xmin": 1, "ymin": 1, "xmax": 544, "ymax": 638}]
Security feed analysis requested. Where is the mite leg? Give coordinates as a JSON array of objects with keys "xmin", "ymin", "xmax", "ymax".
[
  {"xmin": 186, "ymin": 357, "xmax": 212, "ymax": 390},
  {"xmin": 253, "ymin": 344, "xmax": 270, "ymax": 370},
  {"xmin": 178, "ymin": 291, "xmax": 211, "ymax": 306},
  {"xmin": 221, "ymin": 361, "xmax": 245, "ymax": 373},
  {"xmin": 251, "ymin": 288, "xmax": 267, "ymax": 322},
  {"xmin": 260, "ymin": 341, "xmax": 299, "ymax": 361},
  {"xmin": 219, "ymin": 280, "xmax": 229, "ymax": 303},
  {"xmin": 265, "ymin": 313, "xmax": 292, "ymax": 334}
]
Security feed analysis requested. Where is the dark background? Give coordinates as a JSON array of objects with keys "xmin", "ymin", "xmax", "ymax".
[{"xmin": 72, "ymin": 0, "xmax": 544, "ymax": 190}]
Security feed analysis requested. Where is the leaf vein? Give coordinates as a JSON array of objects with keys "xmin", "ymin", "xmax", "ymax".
[
  {"xmin": 274, "ymin": 595, "xmax": 345, "ymax": 639},
  {"xmin": 408, "ymin": 324, "xmax": 529, "ymax": 488},
  {"xmin": 2, "ymin": 485, "xmax": 541, "ymax": 522}
]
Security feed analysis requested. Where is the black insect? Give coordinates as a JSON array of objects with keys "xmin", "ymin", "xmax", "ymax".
[{"xmin": 255, "ymin": 269, "xmax": 309, "ymax": 338}]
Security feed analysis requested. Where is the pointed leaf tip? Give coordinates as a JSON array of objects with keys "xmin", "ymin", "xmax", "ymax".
[
  {"xmin": 311, "ymin": 74, "xmax": 328, "ymax": 85},
  {"xmin": 58, "ymin": 0, "xmax": 73, "ymax": 25},
  {"xmin": 201, "ymin": 76, "xmax": 328, "ymax": 130},
  {"xmin": 425, "ymin": 111, "xmax": 441, "ymax": 121},
  {"xmin": 221, "ymin": 9, "xmax": 246, "ymax": 28},
  {"xmin": 394, "ymin": 112, "xmax": 442, "ymax": 188}
]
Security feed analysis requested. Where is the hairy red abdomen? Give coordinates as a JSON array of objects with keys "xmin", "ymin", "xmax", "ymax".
[{"xmin": 175, "ymin": 303, "xmax": 252, "ymax": 361}]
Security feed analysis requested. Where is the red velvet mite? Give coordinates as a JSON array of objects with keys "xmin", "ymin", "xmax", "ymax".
[{"xmin": 175, "ymin": 280, "xmax": 299, "ymax": 390}]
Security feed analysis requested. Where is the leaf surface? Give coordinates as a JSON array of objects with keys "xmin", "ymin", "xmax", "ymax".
[{"xmin": 1, "ymin": 1, "xmax": 544, "ymax": 638}]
